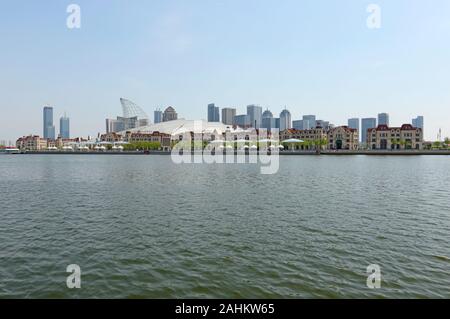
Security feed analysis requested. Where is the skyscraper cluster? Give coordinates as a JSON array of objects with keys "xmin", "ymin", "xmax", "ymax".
[
  {"xmin": 205, "ymin": 103, "xmax": 337, "ymax": 132},
  {"xmin": 43, "ymin": 106, "xmax": 70, "ymax": 139}
]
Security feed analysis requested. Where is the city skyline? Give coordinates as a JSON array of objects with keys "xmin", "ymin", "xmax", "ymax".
[
  {"xmin": 0, "ymin": 101, "xmax": 430, "ymax": 145},
  {"xmin": 1, "ymin": 1, "xmax": 450, "ymax": 141}
]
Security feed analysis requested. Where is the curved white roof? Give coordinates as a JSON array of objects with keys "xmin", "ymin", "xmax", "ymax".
[
  {"xmin": 120, "ymin": 98, "xmax": 148, "ymax": 119},
  {"xmin": 121, "ymin": 119, "xmax": 244, "ymax": 136}
]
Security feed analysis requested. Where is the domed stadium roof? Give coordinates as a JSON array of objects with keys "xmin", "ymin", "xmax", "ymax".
[{"xmin": 121, "ymin": 119, "xmax": 244, "ymax": 136}]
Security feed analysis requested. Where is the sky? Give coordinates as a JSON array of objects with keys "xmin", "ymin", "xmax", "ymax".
[{"xmin": 1, "ymin": 0, "xmax": 450, "ymax": 143}]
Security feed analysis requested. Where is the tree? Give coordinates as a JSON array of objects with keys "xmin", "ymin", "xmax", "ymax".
[
  {"xmin": 405, "ymin": 139, "xmax": 412, "ymax": 149},
  {"xmin": 432, "ymin": 141, "xmax": 442, "ymax": 150},
  {"xmin": 390, "ymin": 138, "xmax": 399, "ymax": 150},
  {"xmin": 123, "ymin": 141, "xmax": 161, "ymax": 151}
]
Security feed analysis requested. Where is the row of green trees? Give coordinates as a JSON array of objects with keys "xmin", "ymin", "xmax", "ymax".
[
  {"xmin": 122, "ymin": 141, "xmax": 161, "ymax": 151},
  {"xmin": 390, "ymin": 138, "xmax": 413, "ymax": 149},
  {"xmin": 427, "ymin": 138, "xmax": 450, "ymax": 150}
]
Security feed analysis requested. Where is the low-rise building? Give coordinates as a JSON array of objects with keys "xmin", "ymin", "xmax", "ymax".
[
  {"xmin": 123, "ymin": 131, "xmax": 171, "ymax": 148},
  {"xmin": 54, "ymin": 137, "xmax": 85, "ymax": 148},
  {"xmin": 328, "ymin": 126, "xmax": 359, "ymax": 150},
  {"xmin": 280, "ymin": 128, "xmax": 328, "ymax": 150},
  {"xmin": 100, "ymin": 132, "xmax": 123, "ymax": 143},
  {"xmin": 16, "ymin": 135, "xmax": 48, "ymax": 151},
  {"xmin": 367, "ymin": 124, "xmax": 423, "ymax": 150}
]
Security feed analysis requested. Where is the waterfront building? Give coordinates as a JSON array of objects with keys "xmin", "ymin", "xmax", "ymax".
[
  {"xmin": 412, "ymin": 116, "xmax": 424, "ymax": 130},
  {"xmin": 221, "ymin": 108, "xmax": 236, "ymax": 126},
  {"xmin": 100, "ymin": 132, "xmax": 123, "ymax": 143},
  {"xmin": 367, "ymin": 124, "xmax": 423, "ymax": 150},
  {"xmin": 302, "ymin": 115, "xmax": 316, "ymax": 130},
  {"xmin": 233, "ymin": 114, "xmax": 251, "ymax": 128},
  {"xmin": 208, "ymin": 103, "xmax": 220, "ymax": 122},
  {"xmin": 123, "ymin": 131, "xmax": 171, "ymax": 148},
  {"xmin": 16, "ymin": 135, "xmax": 48, "ymax": 151},
  {"xmin": 59, "ymin": 114, "xmax": 70, "ymax": 139},
  {"xmin": 280, "ymin": 128, "xmax": 328, "ymax": 150},
  {"xmin": 378, "ymin": 113, "xmax": 390, "ymax": 126},
  {"xmin": 327, "ymin": 126, "xmax": 359, "ymax": 150},
  {"xmin": 361, "ymin": 118, "xmax": 377, "ymax": 146},
  {"xmin": 348, "ymin": 118, "xmax": 360, "ymax": 141},
  {"xmin": 261, "ymin": 109, "xmax": 276, "ymax": 131},
  {"xmin": 163, "ymin": 106, "xmax": 178, "ymax": 122},
  {"xmin": 292, "ymin": 120, "xmax": 303, "ymax": 130},
  {"xmin": 279, "ymin": 109, "xmax": 292, "ymax": 131},
  {"xmin": 154, "ymin": 109, "xmax": 162, "ymax": 124},
  {"xmin": 43, "ymin": 106, "xmax": 55, "ymax": 140},
  {"xmin": 247, "ymin": 105, "xmax": 263, "ymax": 128},
  {"xmin": 54, "ymin": 137, "xmax": 78, "ymax": 149}
]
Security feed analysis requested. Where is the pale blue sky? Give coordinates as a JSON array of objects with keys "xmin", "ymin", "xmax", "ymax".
[{"xmin": 1, "ymin": 0, "xmax": 450, "ymax": 142}]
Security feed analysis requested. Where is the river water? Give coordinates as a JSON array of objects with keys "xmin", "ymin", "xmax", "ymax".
[{"xmin": 0, "ymin": 155, "xmax": 449, "ymax": 298}]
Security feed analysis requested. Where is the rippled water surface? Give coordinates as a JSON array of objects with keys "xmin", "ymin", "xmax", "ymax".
[{"xmin": 0, "ymin": 155, "xmax": 449, "ymax": 298}]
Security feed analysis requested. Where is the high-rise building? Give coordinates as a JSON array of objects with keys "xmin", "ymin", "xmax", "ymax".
[
  {"xmin": 315, "ymin": 120, "xmax": 330, "ymax": 130},
  {"xmin": 222, "ymin": 108, "xmax": 236, "ymax": 125},
  {"xmin": 59, "ymin": 114, "xmax": 70, "ymax": 139},
  {"xmin": 412, "ymin": 116, "xmax": 424, "ymax": 130},
  {"xmin": 302, "ymin": 115, "xmax": 316, "ymax": 130},
  {"xmin": 154, "ymin": 109, "xmax": 162, "ymax": 124},
  {"xmin": 233, "ymin": 114, "xmax": 251, "ymax": 128},
  {"xmin": 207, "ymin": 103, "xmax": 220, "ymax": 122},
  {"xmin": 163, "ymin": 106, "xmax": 178, "ymax": 122},
  {"xmin": 261, "ymin": 109, "xmax": 276, "ymax": 131},
  {"xmin": 279, "ymin": 109, "xmax": 292, "ymax": 131},
  {"xmin": 348, "ymin": 118, "xmax": 360, "ymax": 141},
  {"xmin": 361, "ymin": 118, "xmax": 377, "ymax": 144},
  {"xmin": 43, "ymin": 106, "xmax": 55, "ymax": 140},
  {"xmin": 247, "ymin": 105, "xmax": 262, "ymax": 128},
  {"xmin": 378, "ymin": 113, "xmax": 390, "ymax": 126},
  {"xmin": 292, "ymin": 120, "xmax": 303, "ymax": 130},
  {"xmin": 106, "ymin": 119, "xmax": 124, "ymax": 133}
]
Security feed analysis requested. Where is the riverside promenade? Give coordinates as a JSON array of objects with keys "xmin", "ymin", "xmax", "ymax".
[{"xmin": 15, "ymin": 150, "xmax": 450, "ymax": 156}]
